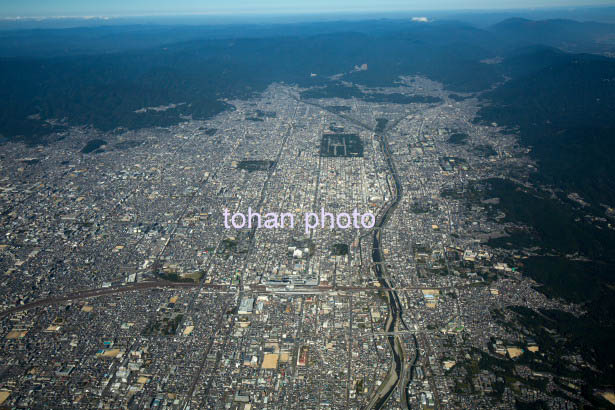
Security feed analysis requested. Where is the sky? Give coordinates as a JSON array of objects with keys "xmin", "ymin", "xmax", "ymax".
[{"xmin": 0, "ymin": 0, "xmax": 612, "ymax": 18}]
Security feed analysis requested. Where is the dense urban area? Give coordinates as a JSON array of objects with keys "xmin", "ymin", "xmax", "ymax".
[{"xmin": 0, "ymin": 72, "xmax": 610, "ymax": 410}]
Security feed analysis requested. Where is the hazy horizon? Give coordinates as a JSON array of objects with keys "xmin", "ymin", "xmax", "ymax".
[{"xmin": 0, "ymin": 0, "xmax": 613, "ymax": 19}]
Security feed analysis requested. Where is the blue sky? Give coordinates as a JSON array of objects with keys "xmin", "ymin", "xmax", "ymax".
[{"xmin": 0, "ymin": 0, "xmax": 611, "ymax": 17}]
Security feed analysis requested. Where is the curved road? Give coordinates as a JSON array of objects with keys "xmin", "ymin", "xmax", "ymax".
[
  {"xmin": 293, "ymin": 94, "xmax": 418, "ymax": 409},
  {"xmin": 366, "ymin": 124, "xmax": 410, "ymax": 409}
]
